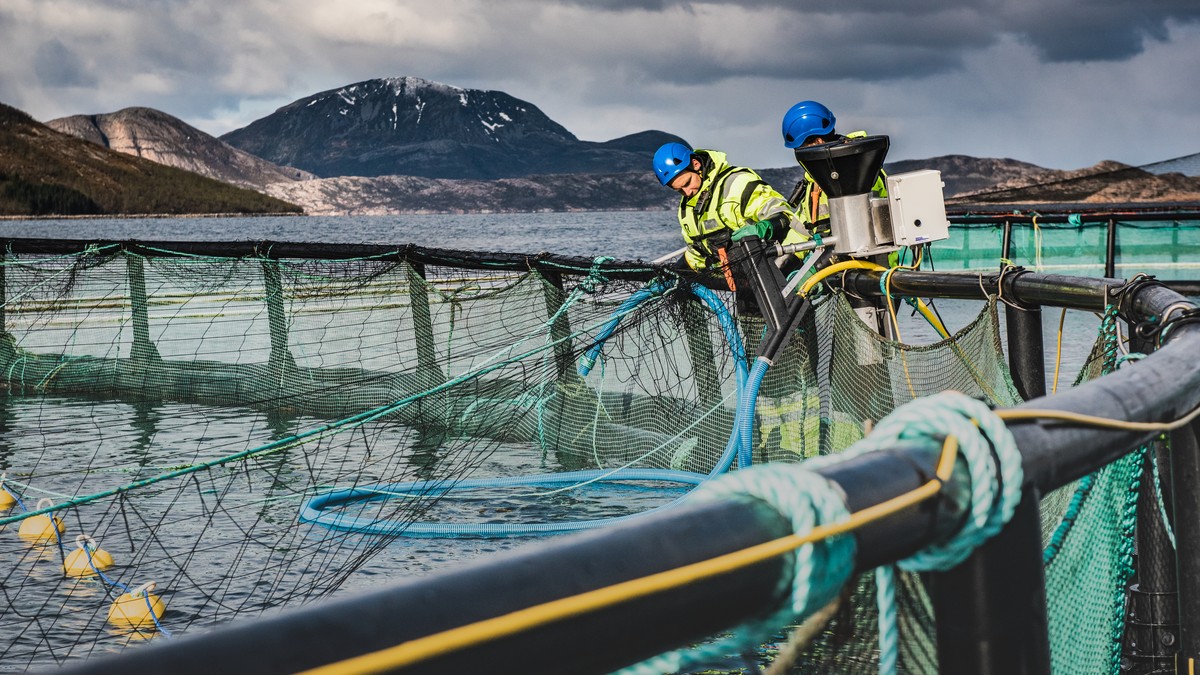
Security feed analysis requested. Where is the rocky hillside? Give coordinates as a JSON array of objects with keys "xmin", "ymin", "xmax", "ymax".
[
  {"xmin": 884, "ymin": 155, "xmax": 1055, "ymax": 199},
  {"xmin": 946, "ymin": 160, "xmax": 1200, "ymax": 204},
  {"xmin": 47, "ymin": 107, "xmax": 314, "ymax": 190},
  {"xmin": 262, "ymin": 171, "xmax": 674, "ymax": 216},
  {"xmin": 220, "ymin": 77, "xmax": 686, "ymax": 180},
  {"xmin": 0, "ymin": 103, "xmax": 301, "ymax": 216}
]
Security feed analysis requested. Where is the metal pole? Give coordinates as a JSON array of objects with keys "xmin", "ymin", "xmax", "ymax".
[
  {"xmin": 1004, "ymin": 299, "xmax": 1046, "ymax": 402},
  {"xmin": 932, "ymin": 487, "xmax": 1052, "ymax": 675},
  {"xmin": 1106, "ymin": 218, "xmax": 1118, "ymax": 279},
  {"xmin": 405, "ymin": 261, "xmax": 442, "ymax": 382},
  {"xmin": 1169, "ymin": 419, "xmax": 1200, "ymax": 675},
  {"xmin": 1002, "ymin": 219, "xmax": 1014, "ymax": 267},
  {"xmin": 0, "ymin": 250, "xmax": 6, "ymax": 336}
]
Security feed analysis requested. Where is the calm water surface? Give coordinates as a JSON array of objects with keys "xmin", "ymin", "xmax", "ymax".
[{"xmin": 0, "ymin": 212, "xmax": 685, "ymax": 262}]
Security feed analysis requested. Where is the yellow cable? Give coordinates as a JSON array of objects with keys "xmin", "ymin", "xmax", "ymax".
[
  {"xmin": 296, "ymin": 396, "xmax": 1200, "ymax": 675},
  {"xmin": 798, "ymin": 259, "xmax": 885, "ymax": 297},
  {"xmin": 915, "ymin": 299, "xmax": 950, "ymax": 339},
  {"xmin": 998, "ymin": 400, "xmax": 1200, "ymax": 432},
  {"xmin": 296, "ymin": 435, "xmax": 962, "ymax": 675},
  {"xmin": 883, "ymin": 267, "xmax": 919, "ymax": 399},
  {"xmin": 1052, "ymin": 308, "xmax": 1067, "ymax": 394}
]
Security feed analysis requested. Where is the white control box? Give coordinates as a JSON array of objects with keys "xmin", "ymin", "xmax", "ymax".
[{"xmin": 886, "ymin": 170, "xmax": 950, "ymax": 246}]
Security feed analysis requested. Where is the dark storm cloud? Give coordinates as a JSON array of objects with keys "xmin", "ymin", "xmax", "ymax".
[
  {"xmin": 626, "ymin": 8, "xmax": 996, "ymax": 85},
  {"xmin": 1000, "ymin": 0, "xmax": 1200, "ymax": 62},
  {"xmin": 33, "ymin": 39, "xmax": 97, "ymax": 88},
  {"xmin": 559, "ymin": 0, "xmax": 1200, "ymax": 69}
]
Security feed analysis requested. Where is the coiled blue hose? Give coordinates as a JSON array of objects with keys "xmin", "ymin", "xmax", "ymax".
[{"xmin": 301, "ymin": 280, "xmax": 768, "ymax": 537}]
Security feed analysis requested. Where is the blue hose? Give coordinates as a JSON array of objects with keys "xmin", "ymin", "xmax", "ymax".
[
  {"xmin": 737, "ymin": 358, "xmax": 771, "ymax": 470},
  {"xmin": 301, "ymin": 280, "xmax": 770, "ymax": 537},
  {"xmin": 579, "ymin": 279, "xmax": 673, "ymax": 376}
]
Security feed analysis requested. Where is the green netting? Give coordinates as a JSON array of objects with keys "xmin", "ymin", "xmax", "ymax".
[
  {"xmin": 0, "ymin": 244, "xmax": 1153, "ymax": 673},
  {"xmin": 1038, "ymin": 306, "xmax": 1145, "ymax": 675}
]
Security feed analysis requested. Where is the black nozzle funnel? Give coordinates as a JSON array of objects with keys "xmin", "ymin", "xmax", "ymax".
[{"xmin": 792, "ymin": 135, "xmax": 890, "ymax": 198}]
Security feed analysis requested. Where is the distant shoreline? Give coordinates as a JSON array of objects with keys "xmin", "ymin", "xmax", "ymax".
[
  {"xmin": 0, "ymin": 212, "xmax": 306, "ymax": 220},
  {"xmin": 0, "ymin": 208, "xmax": 675, "ymax": 219}
]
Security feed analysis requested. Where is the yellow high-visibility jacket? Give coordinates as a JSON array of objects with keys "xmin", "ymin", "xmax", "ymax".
[{"xmin": 676, "ymin": 149, "xmax": 800, "ymax": 271}]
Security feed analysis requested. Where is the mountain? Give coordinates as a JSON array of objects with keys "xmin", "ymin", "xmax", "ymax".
[
  {"xmin": 219, "ymin": 76, "xmax": 687, "ymax": 180},
  {"xmin": 46, "ymin": 107, "xmax": 314, "ymax": 190},
  {"xmin": 0, "ymin": 103, "xmax": 301, "ymax": 216},
  {"xmin": 882, "ymin": 155, "xmax": 1055, "ymax": 199}
]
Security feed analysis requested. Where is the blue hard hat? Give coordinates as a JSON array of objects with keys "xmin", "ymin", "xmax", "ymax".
[
  {"xmin": 653, "ymin": 142, "xmax": 694, "ymax": 186},
  {"xmin": 781, "ymin": 100, "xmax": 836, "ymax": 149}
]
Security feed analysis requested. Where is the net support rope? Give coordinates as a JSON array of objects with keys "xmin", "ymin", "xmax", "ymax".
[{"xmin": 618, "ymin": 391, "xmax": 1022, "ymax": 674}]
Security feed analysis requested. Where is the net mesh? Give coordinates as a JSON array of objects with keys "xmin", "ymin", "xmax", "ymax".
[{"xmin": 0, "ymin": 243, "xmax": 1149, "ymax": 673}]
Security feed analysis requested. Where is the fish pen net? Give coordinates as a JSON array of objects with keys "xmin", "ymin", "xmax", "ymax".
[{"xmin": 0, "ymin": 241, "xmax": 1144, "ymax": 673}]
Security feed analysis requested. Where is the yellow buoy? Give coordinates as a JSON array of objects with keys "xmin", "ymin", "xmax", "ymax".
[
  {"xmin": 18, "ymin": 498, "xmax": 65, "ymax": 544},
  {"xmin": 108, "ymin": 582, "xmax": 166, "ymax": 629},
  {"xmin": 64, "ymin": 535, "xmax": 115, "ymax": 577},
  {"xmin": 0, "ymin": 474, "xmax": 15, "ymax": 510}
]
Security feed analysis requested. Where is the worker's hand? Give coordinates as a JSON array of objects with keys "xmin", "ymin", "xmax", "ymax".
[{"xmin": 730, "ymin": 220, "xmax": 772, "ymax": 241}]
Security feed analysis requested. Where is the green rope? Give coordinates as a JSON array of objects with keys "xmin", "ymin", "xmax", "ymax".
[
  {"xmin": 807, "ymin": 391, "xmax": 1023, "ymax": 675},
  {"xmin": 617, "ymin": 464, "xmax": 855, "ymax": 675}
]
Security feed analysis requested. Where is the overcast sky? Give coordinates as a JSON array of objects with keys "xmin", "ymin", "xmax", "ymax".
[{"xmin": 3, "ymin": 0, "xmax": 1198, "ymax": 171}]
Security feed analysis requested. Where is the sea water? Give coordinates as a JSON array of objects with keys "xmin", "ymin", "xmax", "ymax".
[{"xmin": 0, "ymin": 212, "xmax": 685, "ymax": 262}]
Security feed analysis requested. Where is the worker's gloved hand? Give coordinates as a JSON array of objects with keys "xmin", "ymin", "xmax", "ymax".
[{"xmin": 731, "ymin": 220, "xmax": 773, "ymax": 241}]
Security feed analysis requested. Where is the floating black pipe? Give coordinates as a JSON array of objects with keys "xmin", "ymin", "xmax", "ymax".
[
  {"xmin": 931, "ymin": 488, "xmax": 1052, "ymax": 675},
  {"xmin": 0, "ymin": 238, "xmax": 667, "ymax": 281},
  {"xmin": 1106, "ymin": 218, "xmax": 1119, "ymax": 278},
  {"xmin": 51, "ymin": 443, "xmax": 970, "ymax": 675},
  {"xmin": 946, "ymin": 207, "xmax": 1200, "ymax": 223}
]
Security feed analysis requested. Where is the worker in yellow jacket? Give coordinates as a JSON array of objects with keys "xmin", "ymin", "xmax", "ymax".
[
  {"xmin": 780, "ymin": 100, "xmax": 888, "ymax": 235},
  {"xmin": 652, "ymin": 143, "xmax": 807, "ymax": 274}
]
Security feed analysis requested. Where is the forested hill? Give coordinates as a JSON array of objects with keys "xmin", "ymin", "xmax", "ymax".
[{"xmin": 0, "ymin": 103, "xmax": 301, "ymax": 217}]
